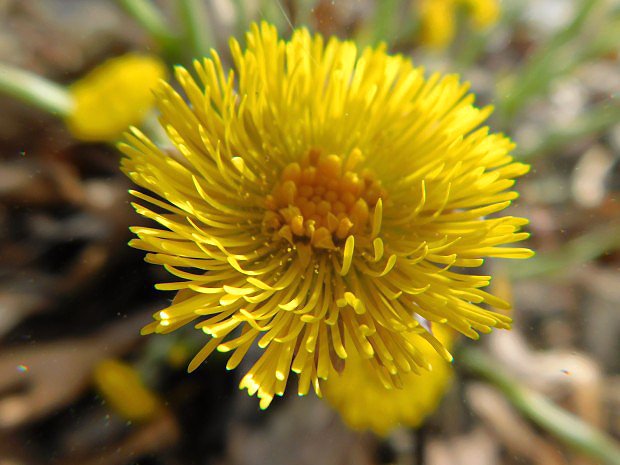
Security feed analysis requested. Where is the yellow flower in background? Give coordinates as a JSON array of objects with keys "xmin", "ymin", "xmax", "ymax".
[
  {"xmin": 121, "ymin": 22, "xmax": 532, "ymax": 409},
  {"xmin": 65, "ymin": 54, "xmax": 166, "ymax": 142},
  {"xmin": 462, "ymin": 0, "xmax": 500, "ymax": 28},
  {"xmin": 418, "ymin": 0, "xmax": 456, "ymax": 49},
  {"xmin": 93, "ymin": 359, "xmax": 162, "ymax": 422},
  {"xmin": 322, "ymin": 324, "xmax": 454, "ymax": 436},
  {"xmin": 416, "ymin": 0, "xmax": 500, "ymax": 50}
]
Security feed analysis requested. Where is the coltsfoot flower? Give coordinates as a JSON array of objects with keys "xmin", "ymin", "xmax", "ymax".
[
  {"xmin": 121, "ymin": 22, "xmax": 532, "ymax": 409},
  {"xmin": 93, "ymin": 359, "xmax": 163, "ymax": 422},
  {"xmin": 418, "ymin": 0, "xmax": 456, "ymax": 49},
  {"xmin": 322, "ymin": 324, "xmax": 454, "ymax": 436},
  {"xmin": 462, "ymin": 0, "xmax": 500, "ymax": 29},
  {"xmin": 66, "ymin": 53, "xmax": 166, "ymax": 142},
  {"xmin": 417, "ymin": 0, "xmax": 500, "ymax": 49}
]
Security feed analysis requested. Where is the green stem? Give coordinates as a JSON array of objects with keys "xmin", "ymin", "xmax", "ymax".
[
  {"xmin": 178, "ymin": 0, "xmax": 214, "ymax": 59},
  {"xmin": 0, "ymin": 62, "xmax": 73, "ymax": 117},
  {"xmin": 231, "ymin": 0, "xmax": 249, "ymax": 37},
  {"xmin": 117, "ymin": 0, "xmax": 178, "ymax": 53},
  {"xmin": 518, "ymin": 102, "xmax": 620, "ymax": 161},
  {"xmin": 498, "ymin": 0, "xmax": 602, "ymax": 124},
  {"xmin": 454, "ymin": 30, "xmax": 487, "ymax": 69},
  {"xmin": 460, "ymin": 347, "xmax": 620, "ymax": 465},
  {"xmin": 371, "ymin": 0, "xmax": 401, "ymax": 46}
]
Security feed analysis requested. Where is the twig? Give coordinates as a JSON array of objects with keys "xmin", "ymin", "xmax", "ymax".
[{"xmin": 459, "ymin": 347, "xmax": 620, "ymax": 465}]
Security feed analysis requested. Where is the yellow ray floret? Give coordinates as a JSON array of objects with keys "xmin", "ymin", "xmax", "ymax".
[{"xmin": 120, "ymin": 22, "xmax": 532, "ymax": 409}]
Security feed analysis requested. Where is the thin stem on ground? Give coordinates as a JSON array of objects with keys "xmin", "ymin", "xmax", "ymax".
[{"xmin": 459, "ymin": 347, "xmax": 620, "ymax": 465}]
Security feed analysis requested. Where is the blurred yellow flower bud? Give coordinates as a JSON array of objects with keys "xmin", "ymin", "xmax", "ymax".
[
  {"xmin": 418, "ymin": 0, "xmax": 456, "ymax": 49},
  {"xmin": 414, "ymin": 0, "xmax": 500, "ymax": 50},
  {"xmin": 322, "ymin": 325, "xmax": 455, "ymax": 436},
  {"xmin": 93, "ymin": 358, "xmax": 163, "ymax": 422},
  {"xmin": 167, "ymin": 342, "xmax": 191, "ymax": 369},
  {"xmin": 462, "ymin": 0, "xmax": 500, "ymax": 29},
  {"xmin": 65, "ymin": 54, "xmax": 166, "ymax": 142}
]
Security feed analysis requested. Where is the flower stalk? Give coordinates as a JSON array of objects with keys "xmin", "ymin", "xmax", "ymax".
[
  {"xmin": 178, "ymin": 0, "xmax": 214, "ymax": 58},
  {"xmin": 0, "ymin": 62, "xmax": 73, "ymax": 117},
  {"xmin": 117, "ymin": 0, "xmax": 178, "ymax": 55}
]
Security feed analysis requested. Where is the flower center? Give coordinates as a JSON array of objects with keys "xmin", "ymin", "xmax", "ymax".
[{"xmin": 263, "ymin": 148, "xmax": 386, "ymax": 249}]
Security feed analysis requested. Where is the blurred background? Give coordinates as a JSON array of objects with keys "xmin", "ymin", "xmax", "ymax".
[{"xmin": 0, "ymin": 0, "xmax": 619, "ymax": 464}]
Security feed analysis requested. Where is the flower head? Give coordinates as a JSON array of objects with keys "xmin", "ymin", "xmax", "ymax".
[
  {"xmin": 93, "ymin": 359, "xmax": 163, "ymax": 422},
  {"xmin": 121, "ymin": 22, "xmax": 532, "ymax": 409},
  {"xmin": 418, "ymin": 0, "xmax": 456, "ymax": 49},
  {"xmin": 322, "ymin": 324, "xmax": 454, "ymax": 436},
  {"xmin": 66, "ymin": 53, "xmax": 167, "ymax": 141},
  {"xmin": 416, "ymin": 0, "xmax": 500, "ymax": 50},
  {"xmin": 462, "ymin": 0, "xmax": 500, "ymax": 29}
]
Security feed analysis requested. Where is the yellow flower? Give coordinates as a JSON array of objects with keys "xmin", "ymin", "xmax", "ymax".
[
  {"xmin": 322, "ymin": 324, "xmax": 454, "ymax": 436},
  {"xmin": 120, "ymin": 22, "xmax": 532, "ymax": 409},
  {"xmin": 66, "ymin": 54, "xmax": 167, "ymax": 142},
  {"xmin": 418, "ymin": 0, "xmax": 456, "ymax": 49},
  {"xmin": 93, "ymin": 359, "xmax": 162, "ymax": 422},
  {"xmin": 461, "ymin": 0, "xmax": 500, "ymax": 29},
  {"xmin": 416, "ymin": 0, "xmax": 500, "ymax": 50}
]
